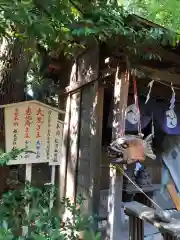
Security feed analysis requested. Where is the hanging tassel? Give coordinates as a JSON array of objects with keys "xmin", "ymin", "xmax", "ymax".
[
  {"xmin": 145, "ymin": 80, "xmax": 154, "ymax": 104},
  {"xmin": 170, "ymin": 82, "xmax": 176, "ymax": 110}
]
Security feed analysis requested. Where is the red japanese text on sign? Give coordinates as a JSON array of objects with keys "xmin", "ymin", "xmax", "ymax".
[
  {"xmin": 24, "ymin": 106, "xmax": 32, "ymax": 139},
  {"xmin": 36, "ymin": 108, "xmax": 44, "ymax": 116},
  {"xmin": 36, "ymin": 108, "xmax": 44, "ymax": 138},
  {"xmin": 24, "ymin": 106, "xmax": 32, "ymax": 159},
  {"xmin": 14, "ymin": 108, "xmax": 19, "ymax": 123}
]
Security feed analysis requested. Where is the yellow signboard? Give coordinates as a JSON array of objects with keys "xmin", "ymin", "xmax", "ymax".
[{"xmin": 3, "ymin": 101, "xmax": 64, "ymax": 165}]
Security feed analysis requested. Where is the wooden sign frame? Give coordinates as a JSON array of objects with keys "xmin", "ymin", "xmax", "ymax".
[
  {"xmin": 0, "ymin": 100, "xmax": 64, "ymax": 165},
  {"xmin": 0, "ymin": 100, "xmax": 65, "ymax": 222}
]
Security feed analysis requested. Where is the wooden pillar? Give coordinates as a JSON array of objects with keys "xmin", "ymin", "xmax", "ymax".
[
  {"xmin": 107, "ymin": 66, "xmax": 130, "ymax": 239},
  {"xmin": 65, "ymin": 91, "xmax": 81, "ymax": 202},
  {"xmin": 76, "ymin": 82, "xmax": 104, "ymax": 218},
  {"xmin": 59, "ymin": 95, "xmax": 71, "ymax": 200},
  {"xmin": 59, "ymin": 60, "xmax": 79, "ymax": 201},
  {"xmin": 90, "ymin": 84, "xmax": 104, "ymax": 223}
]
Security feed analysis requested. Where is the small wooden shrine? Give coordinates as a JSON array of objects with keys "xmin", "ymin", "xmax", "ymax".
[{"xmin": 59, "ymin": 15, "xmax": 180, "ymax": 239}]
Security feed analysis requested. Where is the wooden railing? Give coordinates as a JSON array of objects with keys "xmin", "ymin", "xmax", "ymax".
[{"xmin": 125, "ymin": 201, "xmax": 180, "ymax": 240}]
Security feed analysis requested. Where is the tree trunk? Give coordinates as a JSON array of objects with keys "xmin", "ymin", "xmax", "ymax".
[
  {"xmin": 0, "ymin": 38, "xmax": 33, "ymax": 104},
  {"xmin": 0, "ymin": 37, "xmax": 33, "ymax": 196}
]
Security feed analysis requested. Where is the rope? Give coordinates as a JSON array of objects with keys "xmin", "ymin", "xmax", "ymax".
[
  {"xmin": 110, "ymin": 164, "xmax": 163, "ymax": 210},
  {"xmin": 135, "ymin": 68, "xmax": 180, "ymax": 90},
  {"xmin": 152, "ymin": 79, "xmax": 180, "ymax": 90}
]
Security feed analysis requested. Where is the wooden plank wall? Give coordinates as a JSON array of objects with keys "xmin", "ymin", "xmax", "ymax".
[{"xmin": 61, "ymin": 44, "xmax": 104, "ymax": 217}]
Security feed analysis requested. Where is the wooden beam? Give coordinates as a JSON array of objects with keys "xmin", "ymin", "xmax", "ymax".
[
  {"xmin": 66, "ymin": 78, "xmax": 98, "ymax": 94},
  {"xmin": 107, "ymin": 66, "xmax": 130, "ymax": 240},
  {"xmin": 101, "ymin": 55, "xmax": 180, "ymax": 86},
  {"xmin": 66, "ymin": 46, "xmax": 99, "ymax": 93},
  {"xmin": 131, "ymin": 38, "xmax": 180, "ymax": 67},
  {"xmin": 113, "ymin": 33, "xmax": 180, "ymax": 68},
  {"xmin": 138, "ymin": 65, "xmax": 180, "ymax": 84},
  {"xmin": 128, "ymin": 75, "xmax": 180, "ymax": 102},
  {"xmin": 152, "ymin": 47, "xmax": 180, "ymax": 67},
  {"xmin": 131, "ymin": 14, "xmax": 167, "ymax": 30}
]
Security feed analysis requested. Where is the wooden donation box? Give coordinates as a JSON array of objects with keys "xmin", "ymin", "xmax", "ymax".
[{"xmin": 3, "ymin": 100, "xmax": 64, "ymax": 165}]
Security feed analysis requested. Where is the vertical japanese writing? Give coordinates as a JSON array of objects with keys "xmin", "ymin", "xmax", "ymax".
[
  {"xmin": 46, "ymin": 110, "xmax": 52, "ymax": 160},
  {"xmin": 53, "ymin": 121, "xmax": 61, "ymax": 163},
  {"xmin": 36, "ymin": 108, "xmax": 44, "ymax": 159},
  {"xmin": 24, "ymin": 106, "xmax": 32, "ymax": 159},
  {"xmin": 13, "ymin": 108, "xmax": 19, "ymax": 149}
]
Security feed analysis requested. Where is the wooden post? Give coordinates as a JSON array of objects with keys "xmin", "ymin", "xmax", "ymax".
[
  {"xmin": 76, "ymin": 82, "xmax": 103, "ymax": 217},
  {"xmin": 50, "ymin": 165, "xmax": 56, "ymax": 209},
  {"xmin": 22, "ymin": 163, "xmax": 32, "ymax": 236},
  {"xmin": 90, "ymin": 85, "xmax": 104, "ymax": 228},
  {"xmin": 59, "ymin": 95, "xmax": 71, "ymax": 200},
  {"xmin": 129, "ymin": 216, "xmax": 144, "ymax": 240},
  {"xmin": 107, "ymin": 66, "xmax": 130, "ymax": 239},
  {"xmin": 65, "ymin": 92, "xmax": 81, "ymax": 202}
]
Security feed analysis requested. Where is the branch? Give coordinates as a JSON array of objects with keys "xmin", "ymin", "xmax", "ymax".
[
  {"xmin": 33, "ymin": 0, "xmax": 52, "ymax": 18},
  {"xmin": 68, "ymin": 0, "xmax": 84, "ymax": 15}
]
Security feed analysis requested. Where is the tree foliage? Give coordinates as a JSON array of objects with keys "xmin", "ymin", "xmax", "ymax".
[
  {"xmin": 126, "ymin": 0, "xmax": 180, "ymax": 33},
  {"xmin": 0, "ymin": 184, "xmax": 101, "ymax": 239},
  {"xmin": 0, "ymin": 0, "xmax": 180, "ymax": 103},
  {"xmin": 0, "ymin": 0, "xmax": 176, "ymax": 54},
  {"xmin": 0, "ymin": 0, "xmax": 77, "ymax": 50}
]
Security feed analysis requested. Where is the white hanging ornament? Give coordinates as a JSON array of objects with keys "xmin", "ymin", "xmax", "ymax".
[
  {"xmin": 166, "ymin": 83, "xmax": 177, "ymax": 129},
  {"xmin": 145, "ymin": 80, "xmax": 154, "ymax": 104},
  {"xmin": 152, "ymin": 113, "xmax": 154, "ymax": 138},
  {"xmin": 126, "ymin": 104, "xmax": 140, "ymax": 125}
]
